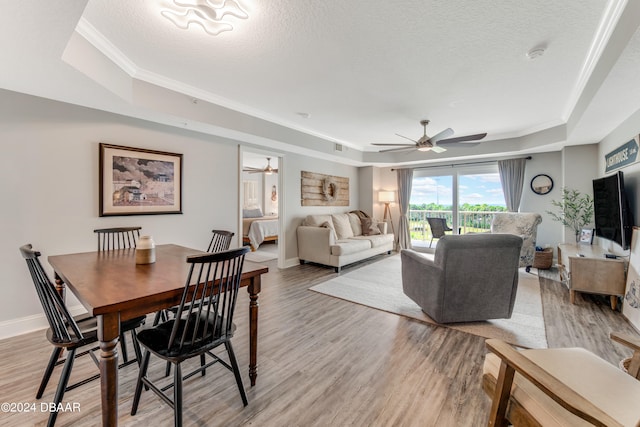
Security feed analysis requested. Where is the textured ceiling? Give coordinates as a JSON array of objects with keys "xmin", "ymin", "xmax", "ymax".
[{"xmin": 2, "ymin": 0, "xmax": 640, "ymax": 166}]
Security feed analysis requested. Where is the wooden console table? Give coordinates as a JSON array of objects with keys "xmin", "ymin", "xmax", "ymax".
[{"xmin": 557, "ymin": 243, "xmax": 626, "ymax": 309}]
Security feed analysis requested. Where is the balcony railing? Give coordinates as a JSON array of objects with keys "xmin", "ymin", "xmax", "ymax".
[{"xmin": 409, "ymin": 210, "xmax": 499, "ymax": 243}]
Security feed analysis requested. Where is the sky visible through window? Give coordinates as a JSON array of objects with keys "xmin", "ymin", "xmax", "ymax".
[{"xmin": 411, "ymin": 173, "xmax": 506, "ymax": 207}]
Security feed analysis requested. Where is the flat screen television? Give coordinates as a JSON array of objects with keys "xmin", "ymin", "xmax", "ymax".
[{"xmin": 592, "ymin": 171, "xmax": 634, "ymax": 250}]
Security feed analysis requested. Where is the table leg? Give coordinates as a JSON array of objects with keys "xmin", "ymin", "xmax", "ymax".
[
  {"xmin": 53, "ymin": 273, "xmax": 66, "ymax": 301},
  {"xmin": 98, "ymin": 313, "xmax": 120, "ymax": 427},
  {"xmin": 247, "ymin": 276, "xmax": 261, "ymax": 386}
]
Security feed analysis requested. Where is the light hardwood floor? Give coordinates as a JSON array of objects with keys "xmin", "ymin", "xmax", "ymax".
[{"xmin": 0, "ymin": 257, "xmax": 636, "ymax": 426}]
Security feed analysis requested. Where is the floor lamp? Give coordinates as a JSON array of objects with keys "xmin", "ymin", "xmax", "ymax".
[{"xmin": 378, "ymin": 191, "xmax": 396, "ymax": 235}]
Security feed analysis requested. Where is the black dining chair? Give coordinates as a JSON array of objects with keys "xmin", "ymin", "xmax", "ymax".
[
  {"xmin": 131, "ymin": 247, "xmax": 250, "ymax": 426},
  {"xmin": 207, "ymin": 229, "xmax": 235, "ymax": 253},
  {"xmin": 156, "ymin": 229, "xmax": 236, "ymax": 376},
  {"xmin": 426, "ymin": 217, "xmax": 454, "ymax": 248},
  {"xmin": 94, "ymin": 226, "xmax": 143, "ymax": 364},
  {"xmin": 19, "ymin": 244, "xmax": 146, "ymax": 427},
  {"xmin": 94, "ymin": 226, "xmax": 142, "ymax": 251}
]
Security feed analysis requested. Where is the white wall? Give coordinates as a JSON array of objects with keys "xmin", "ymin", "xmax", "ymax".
[
  {"xmin": 0, "ymin": 91, "xmax": 241, "ymax": 338},
  {"xmin": 264, "ymin": 172, "xmax": 278, "ymax": 216},
  {"xmin": 520, "ymin": 151, "xmax": 564, "ymax": 249}
]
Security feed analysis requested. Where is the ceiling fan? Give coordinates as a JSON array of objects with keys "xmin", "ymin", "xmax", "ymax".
[
  {"xmin": 372, "ymin": 119, "xmax": 487, "ymax": 153},
  {"xmin": 243, "ymin": 157, "xmax": 278, "ymax": 174}
]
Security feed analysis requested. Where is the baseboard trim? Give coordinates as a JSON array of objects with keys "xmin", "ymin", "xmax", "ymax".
[
  {"xmin": 283, "ymin": 257, "xmax": 301, "ymax": 269},
  {"xmin": 0, "ymin": 304, "xmax": 88, "ymax": 341}
]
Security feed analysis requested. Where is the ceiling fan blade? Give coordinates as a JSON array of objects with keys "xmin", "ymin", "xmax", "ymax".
[
  {"xmin": 439, "ymin": 133, "xmax": 487, "ymax": 144},
  {"xmin": 431, "ymin": 145, "xmax": 447, "ymax": 153},
  {"xmin": 378, "ymin": 146, "xmax": 418, "ymax": 153},
  {"xmin": 437, "ymin": 142, "xmax": 481, "ymax": 149},
  {"xmin": 243, "ymin": 167, "xmax": 262, "ymax": 172},
  {"xmin": 429, "ymin": 128, "xmax": 454, "ymax": 144},
  {"xmin": 371, "ymin": 143, "xmax": 416, "ymax": 147},
  {"xmin": 395, "ymin": 133, "xmax": 419, "ymax": 143}
]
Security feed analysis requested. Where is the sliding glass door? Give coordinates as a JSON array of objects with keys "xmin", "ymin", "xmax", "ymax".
[
  {"xmin": 409, "ymin": 175, "xmax": 453, "ymax": 242},
  {"xmin": 457, "ymin": 172, "xmax": 507, "ymax": 234},
  {"xmin": 410, "ymin": 167, "xmax": 506, "ymax": 246}
]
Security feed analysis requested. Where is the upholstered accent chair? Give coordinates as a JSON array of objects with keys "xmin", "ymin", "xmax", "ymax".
[
  {"xmin": 483, "ymin": 332, "xmax": 640, "ymax": 426},
  {"xmin": 401, "ymin": 234, "xmax": 523, "ymax": 323},
  {"xmin": 489, "ymin": 212, "xmax": 542, "ymax": 272}
]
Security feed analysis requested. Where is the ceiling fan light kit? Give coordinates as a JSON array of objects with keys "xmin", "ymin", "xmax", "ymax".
[{"xmin": 372, "ymin": 119, "xmax": 487, "ymax": 155}]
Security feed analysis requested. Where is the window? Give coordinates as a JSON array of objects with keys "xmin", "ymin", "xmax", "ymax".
[{"xmin": 243, "ymin": 180, "xmax": 258, "ymax": 208}]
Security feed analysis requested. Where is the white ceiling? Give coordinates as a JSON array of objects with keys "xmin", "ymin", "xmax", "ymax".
[{"xmin": 2, "ymin": 0, "xmax": 640, "ymax": 167}]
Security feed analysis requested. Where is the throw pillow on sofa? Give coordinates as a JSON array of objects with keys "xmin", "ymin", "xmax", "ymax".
[
  {"xmin": 347, "ymin": 213, "xmax": 363, "ymax": 236},
  {"xmin": 319, "ymin": 221, "xmax": 338, "ymax": 241},
  {"xmin": 361, "ymin": 218, "xmax": 381, "ymax": 235},
  {"xmin": 332, "ymin": 213, "xmax": 354, "ymax": 240}
]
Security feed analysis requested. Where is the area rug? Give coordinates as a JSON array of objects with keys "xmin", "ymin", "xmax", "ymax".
[
  {"xmin": 245, "ymin": 244, "xmax": 278, "ymax": 263},
  {"xmin": 309, "ymin": 255, "xmax": 547, "ymax": 349}
]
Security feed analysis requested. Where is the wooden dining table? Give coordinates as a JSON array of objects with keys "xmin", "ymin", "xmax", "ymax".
[{"xmin": 48, "ymin": 244, "xmax": 268, "ymax": 427}]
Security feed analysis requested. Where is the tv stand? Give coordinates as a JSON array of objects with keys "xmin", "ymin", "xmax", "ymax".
[{"xmin": 557, "ymin": 243, "xmax": 626, "ymax": 310}]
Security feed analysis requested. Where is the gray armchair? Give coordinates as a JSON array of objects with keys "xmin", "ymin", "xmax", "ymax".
[{"xmin": 401, "ymin": 234, "xmax": 523, "ymax": 323}]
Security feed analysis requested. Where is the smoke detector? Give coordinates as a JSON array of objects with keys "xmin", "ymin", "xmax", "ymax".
[{"xmin": 526, "ymin": 47, "xmax": 546, "ymax": 60}]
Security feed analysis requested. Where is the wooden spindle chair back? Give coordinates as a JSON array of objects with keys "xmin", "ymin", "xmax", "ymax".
[
  {"xmin": 207, "ymin": 229, "xmax": 234, "ymax": 253},
  {"xmin": 94, "ymin": 226, "xmax": 142, "ymax": 251},
  {"xmin": 20, "ymin": 244, "xmax": 83, "ymax": 344}
]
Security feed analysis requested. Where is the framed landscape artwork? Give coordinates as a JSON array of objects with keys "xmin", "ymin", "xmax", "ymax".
[{"xmin": 99, "ymin": 143, "xmax": 183, "ymax": 216}]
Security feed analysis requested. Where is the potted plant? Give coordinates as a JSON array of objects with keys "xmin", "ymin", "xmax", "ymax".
[{"xmin": 546, "ymin": 188, "xmax": 594, "ymax": 243}]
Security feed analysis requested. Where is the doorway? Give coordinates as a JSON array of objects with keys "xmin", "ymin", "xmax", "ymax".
[{"xmin": 241, "ymin": 150, "xmax": 282, "ymax": 264}]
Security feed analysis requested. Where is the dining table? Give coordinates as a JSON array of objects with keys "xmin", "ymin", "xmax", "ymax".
[{"xmin": 48, "ymin": 244, "xmax": 268, "ymax": 427}]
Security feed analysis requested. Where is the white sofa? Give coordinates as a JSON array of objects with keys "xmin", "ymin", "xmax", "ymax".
[{"xmin": 297, "ymin": 212, "xmax": 394, "ymax": 272}]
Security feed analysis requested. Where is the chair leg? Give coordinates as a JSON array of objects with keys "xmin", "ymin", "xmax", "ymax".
[
  {"xmin": 174, "ymin": 363, "xmax": 183, "ymax": 427},
  {"xmin": 131, "ymin": 331, "xmax": 142, "ymax": 366},
  {"xmin": 48, "ymin": 348, "xmax": 76, "ymax": 427},
  {"xmin": 152, "ymin": 310, "xmax": 168, "ymax": 326},
  {"xmin": 131, "ymin": 350, "xmax": 151, "ymax": 416},
  {"xmin": 120, "ymin": 332, "xmax": 129, "ymax": 363},
  {"xmin": 37, "ymin": 347, "xmax": 63, "ymax": 399},
  {"xmin": 225, "ymin": 341, "xmax": 248, "ymax": 406},
  {"xmin": 201, "ymin": 354, "xmax": 206, "ymax": 377}
]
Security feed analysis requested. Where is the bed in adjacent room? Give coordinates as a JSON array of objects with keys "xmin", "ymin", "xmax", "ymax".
[{"xmin": 242, "ymin": 208, "xmax": 278, "ymax": 251}]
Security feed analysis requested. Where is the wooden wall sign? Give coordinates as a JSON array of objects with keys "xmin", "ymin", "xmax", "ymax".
[{"xmin": 301, "ymin": 171, "xmax": 349, "ymax": 206}]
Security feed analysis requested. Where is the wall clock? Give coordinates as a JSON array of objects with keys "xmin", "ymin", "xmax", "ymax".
[{"xmin": 530, "ymin": 174, "xmax": 553, "ymax": 195}]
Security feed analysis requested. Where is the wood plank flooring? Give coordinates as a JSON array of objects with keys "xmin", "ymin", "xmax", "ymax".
[{"xmin": 0, "ymin": 257, "xmax": 636, "ymax": 426}]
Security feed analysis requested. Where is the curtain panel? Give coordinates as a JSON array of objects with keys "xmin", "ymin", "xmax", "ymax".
[
  {"xmin": 396, "ymin": 168, "xmax": 414, "ymax": 250},
  {"xmin": 498, "ymin": 158, "xmax": 526, "ymax": 212}
]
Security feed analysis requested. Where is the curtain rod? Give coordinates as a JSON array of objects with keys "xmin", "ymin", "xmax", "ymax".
[{"xmin": 390, "ymin": 156, "xmax": 532, "ymax": 171}]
